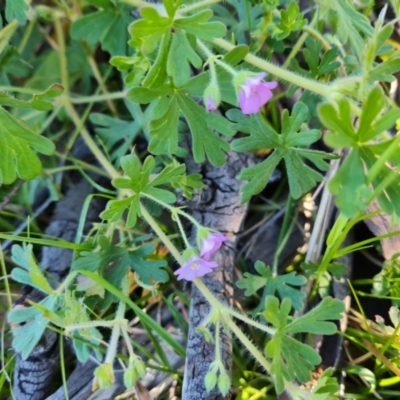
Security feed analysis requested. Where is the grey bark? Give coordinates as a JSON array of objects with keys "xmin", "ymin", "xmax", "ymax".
[{"xmin": 181, "ymin": 151, "xmax": 253, "ymax": 400}]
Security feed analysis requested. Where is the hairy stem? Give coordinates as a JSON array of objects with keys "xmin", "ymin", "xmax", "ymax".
[{"xmin": 212, "ymin": 38, "xmax": 332, "ymax": 98}]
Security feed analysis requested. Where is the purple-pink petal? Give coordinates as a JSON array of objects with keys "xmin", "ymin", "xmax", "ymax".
[
  {"xmin": 207, "ymin": 96, "xmax": 217, "ymax": 111},
  {"xmin": 238, "ymin": 75, "xmax": 277, "ymax": 115},
  {"xmin": 200, "ymin": 232, "xmax": 228, "ymax": 261},
  {"xmin": 174, "ymin": 256, "xmax": 218, "ymax": 281}
]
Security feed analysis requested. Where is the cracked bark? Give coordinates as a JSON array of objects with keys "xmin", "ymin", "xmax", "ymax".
[{"xmin": 181, "ymin": 151, "xmax": 253, "ymax": 400}]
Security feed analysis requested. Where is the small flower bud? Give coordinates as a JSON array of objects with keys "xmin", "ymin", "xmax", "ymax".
[
  {"xmin": 205, "ymin": 370, "xmax": 218, "ymax": 391},
  {"xmin": 94, "ymin": 362, "xmax": 115, "ymax": 389},
  {"xmin": 135, "ymin": 359, "xmax": 147, "ymax": 378},
  {"xmin": 203, "ymin": 83, "xmax": 221, "ymax": 111},
  {"xmin": 217, "ymin": 370, "xmax": 231, "ymax": 395},
  {"xmin": 124, "ymin": 365, "xmax": 138, "ymax": 389}
]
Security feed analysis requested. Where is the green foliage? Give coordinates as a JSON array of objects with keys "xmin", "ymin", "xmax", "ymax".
[
  {"xmin": 271, "ymin": 1, "xmax": 307, "ymax": 40},
  {"xmin": 0, "ymin": 108, "xmax": 55, "ymax": 185},
  {"xmin": 0, "ymin": 85, "xmax": 62, "ymax": 186},
  {"xmin": 8, "ymin": 295, "xmax": 59, "ymax": 359},
  {"xmin": 174, "ymin": 10, "xmax": 226, "ymax": 40},
  {"xmin": 373, "ymin": 258, "xmax": 400, "ymax": 307},
  {"xmin": 167, "ymin": 30, "xmax": 202, "ymax": 87},
  {"xmin": 71, "ymin": 1, "xmax": 133, "ymax": 56},
  {"xmin": 73, "ymin": 235, "xmax": 168, "ymax": 288},
  {"xmin": 236, "ymin": 261, "xmax": 306, "ymax": 311},
  {"xmin": 223, "ymin": 45, "xmax": 249, "ymax": 66},
  {"xmin": 213, "ymin": 0, "xmax": 263, "ymax": 44},
  {"xmin": 10, "ymin": 244, "xmax": 54, "ymax": 294},
  {"xmin": 5, "ymin": 0, "xmax": 28, "ymax": 25},
  {"xmin": 0, "ymin": 84, "xmax": 63, "ymax": 110},
  {"xmin": 319, "ymin": 87, "xmax": 400, "ymax": 217},
  {"xmin": 318, "ymin": 0, "xmax": 374, "ymax": 61},
  {"xmin": 90, "ymin": 102, "xmax": 144, "ymax": 165},
  {"xmin": 129, "ymin": 84, "xmax": 235, "ymax": 165},
  {"xmin": 264, "ymin": 296, "xmax": 344, "ymax": 394},
  {"xmin": 364, "ymin": 24, "xmax": 400, "ymax": 84},
  {"xmin": 101, "ymin": 154, "xmax": 203, "ymax": 227},
  {"xmin": 308, "ymin": 368, "xmax": 339, "ymax": 400},
  {"xmin": 290, "ymin": 37, "xmax": 341, "ymax": 79},
  {"xmin": 229, "ymin": 103, "xmax": 335, "ymax": 202}
]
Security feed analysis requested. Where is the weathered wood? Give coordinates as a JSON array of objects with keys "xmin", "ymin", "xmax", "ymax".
[
  {"xmin": 365, "ymin": 199, "xmax": 400, "ymax": 261},
  {"xmin": 11, "ymin": 179, "xmax": 106, "ymax": 400},
  {"xmin": 181, "ymin": 151, "xmax": 253, "ymax": 400}
]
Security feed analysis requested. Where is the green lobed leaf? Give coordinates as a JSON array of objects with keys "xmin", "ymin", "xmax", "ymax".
[
  {"xmin": 5, "ymin": 0, "xmax": 28, "ymax": 25},
  {"xmin": 131, "ymin": 84, "xmax": 234, "ymax": 165},
  {"xmin": 236, "ymin": 261, "xmax": 306, "ymax": 310},
  {"xmin": 272, "ymin": 0, "xmax": 307, "ymax": 41},
  {"xmin": 177, "ymin": 94, "xmax": 230, "ymax": 165},
  {"xmin": 263, "ymin": 296, "xmax": 344, "ymax": 393},
  {"xmin": 0, "ymin": 106, "xmax": 56, "ymax": 186},
  {"xmin": 129, "ymin": 7, "xmax": 172, "ymax": 53},
  {"xmin": 101, "ymin": 155, "xmax": 197, "ymax": 225},
  {"xmin": 323, "ymin": 0, "xmax": 374, "ymax": 61},
  {"xmin": 167, "ymin": 30, "xmax": 202, "ymax": 87},
  {"xmin": 174, "ymin": 10, "xmax": 226, "ymax": 40},
  {"xmin": 143, "ymin": 33, "xmax": 171, "ymax": 88},
  {"xmin": 309, "ymin": 368, "xmax": 339, "ymax": 399},
  {"xmin": 8, "ymin": 295, "xmax": 59, "ymax": 359},
  {"xmin": 73, "ymin": 237, "xmax": 168, "ymax": 307},
  {"xmin": 320, "ymin": 87, "xmax": 400, "ymax": 217},
  {"xmin": 90, "ymin": 108, "xmax": 141, "ymax": 165},
  {"xmin": 223, "ymin": 44, "xmax": 249, "ymax": 66},
  {"xmin": 71, "ymin": 2, "xmax": 133, "ymax": 56},
  {"xmin": 0, "ymin": 84, "xmax": 63, "ymax": 111},
  {"xmin": 230, "ymin": 103, "xmax": 332, "ymax": 202},
  {"xmin": 11, "ymin": 244, "xmax": 54, "ymax": 294}
]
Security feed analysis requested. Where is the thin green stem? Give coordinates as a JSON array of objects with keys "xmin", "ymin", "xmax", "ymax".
[
  {"xmin": 60, "ymin": 335, "xmax": 70, "ymax": 400},
  {"xmin": 87, "ymin": 55, "xmax": 119, "ymax": 117},
  {"xmin": 179, "ymin": 0, "xmax": 222, "ymax": 14},
  {"xmin": 197, "ymin": 39, "xmax": 238, "ymax": 76},
  {"xmin": 0, "ymin": 243, "xmax": 12, "ymax": 309},
  {"xmin": 225, "ymin": 317, "xmax": 271, "ymax": 371},
  {"xmin": 141, "ymin": 192, "xmax": 201, "ymax": 228},
  {"xmin": 63, "ymin": 65, "xmax": 115, "ymax": 159},
  {"xmin": 215, "ymin": 320, "xmax": 221, "ymax": 362},
  {"xmin": 173, "ymin": 213, "xmax": 191, "ymax": 249},
  {"xmin": 65, "ymin": 103, "xmax": 119, "ymax": 179},
  {"xmin": 105, "ymin": 279, "xmax": 129, "ymax": 364},
  {"xmin": 69, "ymin": 91, "xmax": 127, "ymax": 104},
  {"xmin": 18, "ymin": 20, "xmax": 35, "ymax": 54},
  {"xmin": 0, "ymin": 20, "xmax": 19, "ymax": 55},
  {"xmin": 140, "ymin": 204, "xmax": 184, "ymax": 264},
  {"xmin": 55, "ymin": 16, "xmax": 119, "ymax": 179},
  {"xmin": 54, "ymin": 19, "xmax": 70, "ymax": 96},
  {"xmin": 0, "ymin": 86, "xmax": 42, "ymax": 95},
  {"xmin": 227, "ymin": 309, "xmax": 276, "ymax": 336},
  {"xmin": 119, "ymin": 0, "xmax": 156, "ymax": 8},
  {"xmin": 282, "ymin": 11, "xmax": 318, "ymax": 69},
  {"xmin": 212, "ymin": 38, "xmax": 332, "ymax": 98},
  {"xmin": 209, "ymin": 59, "xmax": 218, "ymax": 85},
  {"xmin": 66, "ymin": 320, "xmax": 127, "ymax": 333},
  {"xmin": 122, "ymin": 328, "xmax": 136, "ymax": 360}
]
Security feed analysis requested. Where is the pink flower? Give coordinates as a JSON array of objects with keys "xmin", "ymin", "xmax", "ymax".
[
  {"xmin": 200, "ymin": 232, "xmax": 228, "ymax": 261},
  {"xmin": 203, "ymin": 83, "xmax": 221, "ymax": 112},
  {"xmin": 206, "ymin": 96, "xmax": 217, "ymax": 111},
  {"xmin": 238, "ymin": 72, "xmax": 277, "ymax": 114},
  {"xmin": 174, "ymin": 256, "xmax": 218, "ymax": 281}
]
